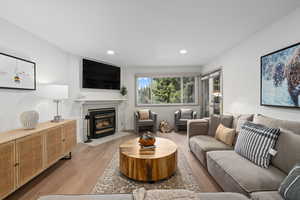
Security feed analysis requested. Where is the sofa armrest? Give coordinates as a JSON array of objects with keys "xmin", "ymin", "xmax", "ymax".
[{"xmin": 187, "ymin": 119, "xmax": 209, "ymax": 139}]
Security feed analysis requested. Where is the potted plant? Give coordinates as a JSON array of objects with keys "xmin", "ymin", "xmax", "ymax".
[{"xmin": 120, "ymin": 86, "xmax": 128, "ymax": 96}]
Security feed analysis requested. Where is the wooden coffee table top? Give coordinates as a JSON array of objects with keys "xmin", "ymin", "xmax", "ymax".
[{"xmin": 119, "ymin": 137, "xmax": 177, "ymax": 159}]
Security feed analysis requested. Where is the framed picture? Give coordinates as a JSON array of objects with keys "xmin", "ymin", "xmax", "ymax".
[
  {"xmin": 0, "ymin": 52, "xmax": 36, "ymax": 90},
  {"xmin": 261, "ymin": 42, "xmax": 300, "ymax": 108}
]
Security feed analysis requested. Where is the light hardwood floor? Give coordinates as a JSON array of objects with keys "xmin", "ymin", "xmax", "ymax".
[{"xmin": 5, "ymin": 132, "xmax": 221, "ymax": 200}]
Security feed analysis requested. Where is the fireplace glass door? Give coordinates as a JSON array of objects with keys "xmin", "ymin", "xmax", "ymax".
[{"xmin": 89, "ymin": 108, "xmax": 116, "ymax": 138}]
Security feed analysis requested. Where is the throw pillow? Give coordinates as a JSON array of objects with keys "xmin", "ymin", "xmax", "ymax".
[
  {"xmin": 138, "ymin": 109, "xmax": 150, "ymax": 120},
  {"xmin": 180, "ymin": 109, "xmax": 193, "ymax": 119},
  {"xmin": 279, "ymin": 163, "xmax": 300, "ymax": 200},
  {"xmin": 215, "ymin": 124, "xmax": 236, "ymax": 146},
  {"xmin": 234, "ymin": 121, "xmax": 281, "ymax": 168}
]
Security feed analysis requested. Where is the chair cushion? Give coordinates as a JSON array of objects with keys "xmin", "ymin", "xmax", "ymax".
[
  {"xmin": 189, "ymin": 135, "xmax": 233, "ymax": 167},
  {"xmin": 234, "ymin": 121, "xmax": 280, "ymax": 168},
  {"xmin": 207, "ymin": 151, "xmax": 286, "ymax": 195},
  {"xmin": 136, "ymin": 119, "xmax": 154, "ymax": 125},
  {"xmin": 38, "ymin": 194, "xmax": 133, "ymax": 200},
  {"xmin": 180, "ymin": 109, "xmax": 193, "ymax": 119},
  {"xmin": 251, "ymin": 191, "xmax": 283, "ymax": 200},
  {"xmin": 215, "ymin": 124, "xmax": 236, "ymax": 146},
  {"xmin": 272, "ymin": 129, "xmax": 300, "ymax": 174}
]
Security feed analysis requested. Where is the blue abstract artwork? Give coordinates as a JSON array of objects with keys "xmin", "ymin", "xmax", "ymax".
[{"xmin": 261, "ymin": 43, "xmax": 300, "ymax": 108}]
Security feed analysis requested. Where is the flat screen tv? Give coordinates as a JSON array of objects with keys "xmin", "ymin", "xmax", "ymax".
[{"xmin": 82, "ymin": 59, "xmax": 120, "ymax": 90}]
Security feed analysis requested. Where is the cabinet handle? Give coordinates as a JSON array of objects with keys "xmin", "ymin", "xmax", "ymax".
[
  {"xmin": 62, "ymin": 139, "xmax": 66, "ymax": 142},
  {"xmin": 14, "ymin": 163, "xmax": 19, "ymax": 167}
]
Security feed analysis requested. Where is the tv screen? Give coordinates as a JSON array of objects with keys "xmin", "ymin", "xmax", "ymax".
[{"xmin": 82, "ymin": 59, "xmax": 120, "ymax": 90}]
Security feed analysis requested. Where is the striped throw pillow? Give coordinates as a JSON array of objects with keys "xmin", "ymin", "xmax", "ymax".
[
  {"xmin": 279, "ymin": 163, "xmax": 300, "ymax": 200},
  {"xmin": 234, "ymin": 121, "xmax": 280, "ymax": 168}
]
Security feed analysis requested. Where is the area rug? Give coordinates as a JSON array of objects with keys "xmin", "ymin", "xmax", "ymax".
[{"xmin": 92, "ymin": 149, "xmax": 202, "ymax": 194}]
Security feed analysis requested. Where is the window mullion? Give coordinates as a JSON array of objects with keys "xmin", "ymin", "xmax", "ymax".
[{"xmin": 181, "ymin": 76, "xmax": 184, "ymax": 104}]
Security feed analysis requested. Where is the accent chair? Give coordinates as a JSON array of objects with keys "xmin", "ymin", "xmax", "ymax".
[
  {"xmin": 174, "ymin": 109, "xmax": 197, "ymax": 132},
  {"xmin": 134, "ymin": 109, "xmax": 157, "ymax": 133}
]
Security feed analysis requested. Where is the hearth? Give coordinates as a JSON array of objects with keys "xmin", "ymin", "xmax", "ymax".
[{"xmin": 87, "ymin": 108, "xmax": 116, "ymax": 139}]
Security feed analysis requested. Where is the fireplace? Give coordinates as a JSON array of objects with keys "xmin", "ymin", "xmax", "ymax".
[{"xmin": 88, "ymin": 108, "xmax": 116, "ymax": 139}]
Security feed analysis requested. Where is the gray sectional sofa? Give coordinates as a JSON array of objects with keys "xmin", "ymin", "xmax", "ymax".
[{"xmin": 188, "ymin": 113, "xmax": 300, "ymax": 200}]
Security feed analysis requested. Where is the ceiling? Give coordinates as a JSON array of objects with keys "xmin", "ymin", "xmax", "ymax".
[{"xmin": 0, "ymin": 0, "xmax": 299, "ymax": 67}]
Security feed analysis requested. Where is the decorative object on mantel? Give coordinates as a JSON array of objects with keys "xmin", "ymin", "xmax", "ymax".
[
  {"xmin": 159, "ymin": 120, "xmax": 172, "ymax": 133},
  {"xmin": 20, "ymin": 110, "xmax": 39, "ymax": 129},
  {"xmin": 120, "ymin": 86, "xmax": 128, "ymax": 96},
  {"xmin": 139, "ymin": 132, "xmax": 156, "ymax": 150},
  {"xmin": 261, "ymin": 42, "xmax": 300, "ymax": 108},
  {"xmin": 40, "ymin": 84, "xmax": 69, "ymax": 122},
  {"xmin": 0, "ymin": 52, "xmax": 36, "ymax": 90}
]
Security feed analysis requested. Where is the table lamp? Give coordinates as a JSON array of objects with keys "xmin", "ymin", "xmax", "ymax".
[{"xmin": 42, "ymin": 84, "xmax": 69, "ymax": 122}]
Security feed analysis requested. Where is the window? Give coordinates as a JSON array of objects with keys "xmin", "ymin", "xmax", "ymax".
[{"xmin": 136, "ymin": 75, "xmax": 198, "ymax": 105}]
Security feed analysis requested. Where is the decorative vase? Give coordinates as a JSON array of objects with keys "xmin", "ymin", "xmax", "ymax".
[
  {"xmin": 139, "ymin": 132, "xmax": 156, "ymax": 147},
  {"xmin": 20, "ymin": 111, "xmax": 39, "ymax": 129}
]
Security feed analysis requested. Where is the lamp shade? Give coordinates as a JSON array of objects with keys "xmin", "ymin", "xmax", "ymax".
[{"xmin": 41, "ymin": 84, "xmax": 69, "ymax": 100}]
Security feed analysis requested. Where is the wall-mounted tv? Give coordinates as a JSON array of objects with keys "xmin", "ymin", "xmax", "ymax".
[{"xmin": 82, "ymin": 59, "xmax": 120, "ymax": 90}]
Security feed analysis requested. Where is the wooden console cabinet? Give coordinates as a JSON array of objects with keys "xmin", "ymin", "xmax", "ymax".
[{"xmin": 0, "ymin": 120, "xmax": 76, "ymax": 200}]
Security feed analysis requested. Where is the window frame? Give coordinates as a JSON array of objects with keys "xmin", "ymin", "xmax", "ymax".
[{"xmin": 135, "ymin": 73, "xmax": 199, "ymax": 107}]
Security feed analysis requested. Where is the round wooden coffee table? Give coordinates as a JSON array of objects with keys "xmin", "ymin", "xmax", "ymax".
[{"xmin": 119, "ymin": 137, "xmax": 177, "ymax": 182}]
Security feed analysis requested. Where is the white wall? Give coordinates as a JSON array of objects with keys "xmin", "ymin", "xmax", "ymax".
[
  {"xmin": 0, "ymin": 17, "xmax": 75, "ymax": 132},
  {"xmin": 201, "ymin": 8, "xmax": 300, "ymax": 120},
  {"xmin": 123, "ymin": 66, "xmax": 201, "ymax": 130},
  {"xmin": 0, "ymin": 18, "xmax": 125, "ymax": 142}
]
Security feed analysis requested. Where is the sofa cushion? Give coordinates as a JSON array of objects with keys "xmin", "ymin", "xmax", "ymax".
[
  {"xmin": 215, "ymin": 124, "xmax": 236, "ymax": 146},
  {"xmin": 272, "ymin": 129, "xmax": 300, "ymax": 174},
  {"xmin": 189, "ymin": 135, "xmax": 233, "ymax": 167},
  {"xmin": 235, "ymin": 121, "xmax": 280, "ymax": 168},
  {"xmin": 251, "ymin": 191, "xmax": 283, "ymax": 200},
  {"xmin": 279, "ymin": 163, "xmax": 300, "ymax": 200},
  {"xmin": 232, "ymin": 114, "xmax": 254, "ymax": 131},
  {"xmin": 208, "ymin": 115, "xmax": 233, "ymax": 137},
  {"xmin": 198, "ymin": 192, "xmax": 249, "ymax": 200},
  {"xmin": 38, "ymin": 194, "xmax": 133, "ymax": 200},
  {"xmin": 253, "ymin": 114, "xmax": 300, "ymax": 135},
  {"xmin": 38, "ymin": 193, "xmax": 249, "ymax": 200},
  {"xmin": 207, "ymin": 151, "xmax": 286, "ymax": 195}
]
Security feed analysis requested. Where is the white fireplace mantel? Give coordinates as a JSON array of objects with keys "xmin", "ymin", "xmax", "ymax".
[{"xmin": 74, "ymin": 98, "xmax": 127, "ymax": 104}]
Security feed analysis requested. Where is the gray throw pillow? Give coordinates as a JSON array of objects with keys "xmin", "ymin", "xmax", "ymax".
[
  {"xmin": 235, "ymin": 121, "xmax": 280, "ymax": 168},
  {"xmin": 279, "ymin": 163, "xmax": 300, "ymax": 200}
]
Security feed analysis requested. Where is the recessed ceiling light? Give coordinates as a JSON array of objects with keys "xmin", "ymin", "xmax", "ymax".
[
  {"xmin": 107, "ymin": 50, "xmax": 115, "ymax": 55},
  {"xmin": 180, "ymin": 49, "xmax": 187, "ymax": 54}
]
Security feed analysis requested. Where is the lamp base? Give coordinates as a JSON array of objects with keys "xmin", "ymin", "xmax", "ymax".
[{"xmin": 51, "ymin": 115, "xmax": 63, "ymax": 123}]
